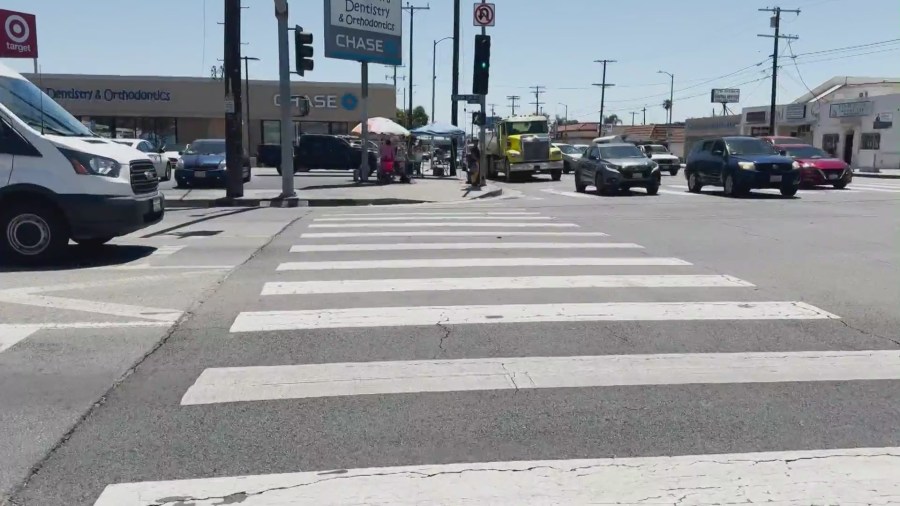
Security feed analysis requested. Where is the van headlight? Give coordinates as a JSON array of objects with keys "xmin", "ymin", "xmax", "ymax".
[
  {"xmin": 792, "ymin": 161, "xmax": 801, "ymax": 170},
  {"xmin": 58, "ymin": 148, "xmax": 121, "ymax": 177}
]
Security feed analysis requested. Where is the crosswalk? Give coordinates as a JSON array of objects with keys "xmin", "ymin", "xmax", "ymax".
[{"xmin": 92, "ymin": 205, "xmax": 900, "ymax": 504}]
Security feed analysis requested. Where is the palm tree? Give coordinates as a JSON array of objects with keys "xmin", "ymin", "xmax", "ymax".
[
  {"xmin": 662, "ymin": 99, "xmax": 673, "ymax": 123},
  {"xmin": 603, "ymin": 114, "xmax": 623, "ymax": 125}
]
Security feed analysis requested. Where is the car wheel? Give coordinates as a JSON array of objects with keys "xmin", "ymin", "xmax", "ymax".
[
  {"xmin": 574, "ymin": 170, "xmax": 587, "ymax": 193},
  {"xmin": 551, "ymin": 169, "xmax": 562, "ymax": 181},
  {"xmin": 687, "ymin": 172, "xmax": 703, "ymax": 193},
  {"xmin": 563, "ymin": 161, "xmax": 570, "ymax": 174},
  {"xmin": 646, "ymin": 175, "xmax": 660, "ymax": 196},
  {"xmin": 74, "ymin": 237, "xmax": 113, "ymax": 249},
  {"xmin": 0, "ymin": 201, "xmax": 69, "ymax": 265},
  {"xmin": 832, "ymin": 179, "xmax": 848, "ymax": 189},
  {"xmin": 594, "ymin": 173, "xmax": 608, "ymax": 196},
  {"xmin": 162, "ymin": 163, "xmax": 172, "ymax": 181},
  {"xmin": 780, "ymin": 184, "xmax": 798, "ymax": 197},
  {"xmin": 724, "ymin": 174, "xmax": 740, "ymax": 197},
  {"xmin": 669, "ymin": 168, "xmax": 679, "ymax": 176}
]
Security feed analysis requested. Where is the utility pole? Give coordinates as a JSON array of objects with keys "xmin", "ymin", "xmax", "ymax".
[
  {"xmin": 402, "ymin": 2, "xmax": 430, "ymax": 128},
  {"xmin": 592, "ymin": 59, "xmax": 616, "ymax": 136},
  {"xmin": 530, "ymin": 85, "xmax": 546, "ymax": 115},
  {"xmin": 449, "ymin": 0, "xmax": 460, "ymax": 176},
  {"xmin": 657, "ymin": 70, "xmax": 674, "ymax": 124},
  {"xmin": 641, "ymin": 106, "xmax": 647, "ymax": 125},
  {"xmin": 223, "ymin": 0, "xmax": 243, "ymax": 198},
  {"xmin": 241, "ymin": 55, "xmax": 260, "ymax": 157},
  {"xmin": 630, "ymin": 111, "xmax": 638, "ymax": 126},
  {"xmin": 489, "ymin": 103, "xmax": 497, "ymax": 117},
  {"xmin": 759, "ymin": 6, "xmax": 800, "ymax": 135},
  {"xmin": 507, "ymin": 95, "xmax": 520, "ymax": 116}
]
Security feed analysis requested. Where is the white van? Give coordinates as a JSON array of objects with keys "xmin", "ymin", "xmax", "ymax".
[{"xmin": 0, "ymin": 62, "xmax": 164, "ymax": 264}]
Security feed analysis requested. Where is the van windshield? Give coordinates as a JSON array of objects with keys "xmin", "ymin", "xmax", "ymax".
[{"xmin": 0, "ymin": 76, "xmax": 94, "ymax": 137}]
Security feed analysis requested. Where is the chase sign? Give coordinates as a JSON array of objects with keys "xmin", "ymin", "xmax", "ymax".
[{"xmin": 324, "ymin": 0, "xmax": 402, "ymax": 66}]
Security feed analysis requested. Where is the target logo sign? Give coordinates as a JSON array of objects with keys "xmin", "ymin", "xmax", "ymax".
[{"xmin": 0, "ymin": 9, "xmax": 38, "ymax": 58}]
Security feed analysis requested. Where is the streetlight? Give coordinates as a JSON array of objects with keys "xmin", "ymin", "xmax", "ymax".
[
  {"xmin": 557, "ymin": 102, "xmax": 568, "ymax": 140},
  {"xmin": 431, "ymin": 36, "xmax": 453, "ymax": 122},
  {"xmin": 657, "ymin": 70, "xmax": 674, "ymax": 124}
]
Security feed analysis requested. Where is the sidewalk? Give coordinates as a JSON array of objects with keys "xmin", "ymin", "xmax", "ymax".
[
  {"xmin": 853, "ymin": 168, "xmax": 900, "ymax": 179},
  {"xmin": 163, "ymin": 177, "xmax": 502, "ymax": 208}
]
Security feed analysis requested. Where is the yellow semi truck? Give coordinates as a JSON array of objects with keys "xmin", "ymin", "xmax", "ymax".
[{"xmin": 484, "ymin": 115, "xmax": 563, "ymax": 182}]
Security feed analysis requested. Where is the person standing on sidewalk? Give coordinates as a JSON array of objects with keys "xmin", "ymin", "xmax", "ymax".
[{"xmin": 466, "ymin": 141, "xmax": 482, "ymax": 187}]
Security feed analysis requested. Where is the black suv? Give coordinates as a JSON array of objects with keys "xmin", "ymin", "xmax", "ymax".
[{"xmin": 274, "ymin": 134, "xmax": 378, "ymax": 174}]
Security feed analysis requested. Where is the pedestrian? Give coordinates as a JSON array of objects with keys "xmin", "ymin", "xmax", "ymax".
[{"xmin": 466, "ymin": 141, "xmax": 482, "ymax": 186}]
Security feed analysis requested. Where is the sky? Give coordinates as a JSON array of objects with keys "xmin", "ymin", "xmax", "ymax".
[{"xmin": 4, "ymin": 0, "xmax": 900, "ymax": 126}]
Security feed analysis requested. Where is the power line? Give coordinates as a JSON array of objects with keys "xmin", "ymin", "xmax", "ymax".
[
  {"xmin": 758, "ymin": 6, "xmax": 800, "ymax": 133},
  {"xmin": 507, "ymin": 95, "xmax": 521, "ymax": 116},
  {"xmin": 791, "ymin": 37, "xmax": 900, "ymax": 58},
  {"xmin": 592, "ymin": 59, "xmax": 616, "ymax": 130},
  {"xmin": 529, "ymin": 85, "xmax": 546, "ymax": 115}
]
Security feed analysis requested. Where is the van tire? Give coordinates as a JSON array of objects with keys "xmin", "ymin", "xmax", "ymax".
[{"xmin": 0, "ymin": 201, "xmax": 69, "ymax": 265}]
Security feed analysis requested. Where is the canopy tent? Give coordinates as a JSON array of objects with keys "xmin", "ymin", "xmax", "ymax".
[
  {"xmin": 351, "ymin": 117, "xmax": 410, "ymax": 137},
  {"xmin": 410, "ymin": 122, "xmax": 466, "ymax": 137}
]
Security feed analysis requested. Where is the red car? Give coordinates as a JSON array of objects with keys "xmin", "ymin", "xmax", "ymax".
[{"xmin": 775, "ymin": 144, "xmax": 851, "ymax": 189}]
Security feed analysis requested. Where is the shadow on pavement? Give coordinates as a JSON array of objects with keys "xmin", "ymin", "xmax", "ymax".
[
  {"xmin": 0, "ymin": 244, "xmax": 157, "ymax": 272},
  {"xmin": 700, "ymin": 190, "xmax": 799, "ymax": 200}
]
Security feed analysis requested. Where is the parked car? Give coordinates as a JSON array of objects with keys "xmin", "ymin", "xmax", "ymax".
[
  {"xmin": 684, "ymin": 136, "xmax": 800, "ymax": 197},
  {"xmin": 284, "ymin": 134, "xmax": 378, "ymax": 174},
  {"xmin": 574, "ymin": 142, "xmax": 661, "ymax": 195},
  {"xmin": 161, "ymin": 143, "xmax": 187, "ymax": 169},
  {"xmin": 636, "ymin": 143, "xmax": 682, "ymax": 176},
  {"xmin": 775, "ymin": 143, "xmax": 852, "ymax": 189},
  {"xmin": 174, "ymin": 139, "xmax": 251, "ymax": 188},
  {"xmin": 554, "ymin": 143, "xmax": 584, "ymax": 173},
  {"xmin": 113, "ymin": 138, "xmax": 170, "ymax": 181}
]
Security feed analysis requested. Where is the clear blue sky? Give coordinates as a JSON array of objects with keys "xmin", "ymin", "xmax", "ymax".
[{"xmin": 4, "ymin": 0, "xmax": 899, "ymax": 125}]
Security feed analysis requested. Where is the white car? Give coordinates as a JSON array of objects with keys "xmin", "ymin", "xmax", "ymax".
[
  {"xmin": 112, "ymin": 138, "xmax": 170, "ymax": 181},
  {"xmin": 161, "ymin": 143, "xmax": 187, "ymax": 169},
  {"xmin": 638, "ymin": 144, "xmax": 682, "ymax": 176}
]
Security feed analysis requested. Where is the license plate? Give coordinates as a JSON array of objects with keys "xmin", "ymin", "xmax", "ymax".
[
  {"xmin": 194, "ymin": 171, "xmax": 206, "ymax": 178},
  {"xmin": 827, "ymin": 173, "xmax": 839, "ymax": 180},
  {"xmin": 770, "ymin": 175, "xmax": 782, "ymax": 183},
  {"xmin": 152, "ymin": 198, "xmax": 161, "ymax": 213},
  {"xmin": 631, "ymin": 173, "xmax": 642, "ymax": 179}
]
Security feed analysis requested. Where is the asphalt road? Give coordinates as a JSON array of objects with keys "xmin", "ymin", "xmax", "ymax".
[
  {"xmin": 5, "ymin": 173, "xmax": 900, "ymax": 504},
  {"xmin": 158, "ymin": 167, "xmax": 357, "ymax": 193}
]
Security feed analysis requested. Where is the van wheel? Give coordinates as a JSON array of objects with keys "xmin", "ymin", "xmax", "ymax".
[
  {"xmin": 0, "ymin": 202, "xmax": 69, "ymax": 265},
  {"xmin": 687, "ymin": 172, "xmax": 703, "ymax": 193}
]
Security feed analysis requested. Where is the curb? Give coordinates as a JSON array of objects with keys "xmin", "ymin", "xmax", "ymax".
[
  {"xmin": 164, "ymin": 187, "xmax": 502, "ymax": 208},
  {"xmin": 853, "ymin": 172, "xmax": 900, "ymax": 179}
]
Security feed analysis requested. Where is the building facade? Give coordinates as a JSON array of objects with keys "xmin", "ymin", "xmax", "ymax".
[{"xmin": 26, "ymin": 73, "xmax": 395, "ymax": 155}]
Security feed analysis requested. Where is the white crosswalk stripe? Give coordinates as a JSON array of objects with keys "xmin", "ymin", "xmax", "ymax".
[{"xmin": 94, "ymin": 205, "xmax": 896, "ymax": 506}]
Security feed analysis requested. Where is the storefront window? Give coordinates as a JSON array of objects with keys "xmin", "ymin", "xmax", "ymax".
[
  {"xmin": 861, "ymin": 133, "xmax": 881, "ymax": 150},
  {"xmin": 87, "ymin": 116, "xmax": 115, "ymax": 138},
  {"xmin": 116, "ymin": 117, "xmax": 137, "ymax": 138},
  {"xmin": 298, "ymin": 121, "xmax": 330, "ymax": 135},
  {"xmin": 262, "ymin": 120, "xmax": 281, "ymax": 144}
]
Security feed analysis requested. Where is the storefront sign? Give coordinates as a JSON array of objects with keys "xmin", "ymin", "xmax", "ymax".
[
  {"xmin": 710, "ymin": 88, "xmax": 740, "ymax": 104},
  {"xmin": 44, "ymin": 87, "xmax": 172, "ymax": 102},
  {"xmin": 874, "ymin": 112, "xmax": 893, "ymax": 129},
  {"xmin": 784, "ymin": 104, "xmax": 806, "ymax": 120},
  {"xmin": 273, "ymin": 93, "xmax": 358, "ymax": 111},
  {"xmin": 829, "ymin": 101, "xmax": 871, "ymax": 118},
  {"xmin": 324, "ymin": 0, "xmax": 402, "ymax": 65},
  {"xmin": 0, "ymin": 9, "xmax": 37, "ymax": 58},
  {"xmin": 684, "ymin": 115, "xmax": 741, "ymax": 134},
  {"xmin": 745, "ymin": 110, "xmax": 768, "ymax": 124}
]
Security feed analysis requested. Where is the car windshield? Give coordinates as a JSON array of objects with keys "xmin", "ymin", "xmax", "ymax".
[
  {"xmin": 726, "ymin": 138, "xmax": 777, "ymax": 156},
  {"xmin": 507, "ymin": 121, "xmax": 548, "ymax": 135},
  {"xmin": 0, "ymin": 76, "xmax": 95, "ymax": 137},
  {"xmin": 575, "ymin": 145, "xmax": 589, "ymax": 153},
  {"xmin": 784, "ymin": 146, "xmax": 828, "ymax": 159},
  {"xmin": 598, "ymin": 145, "xmax": 645, "ymax": 159},
  {"xmin": 556, "ymin": 144, "xmax": 579, "ymax": 154},
  {"xmin": 163, "ymin": 143, "xmax": 186, "ymax": 152},
  {"xmin": 184, "ymin": 140, "xmax": 226, "ymax": 155},
  {"xmin": 647, "ymin": 145, "xmax": 670, "ymax": 153}
]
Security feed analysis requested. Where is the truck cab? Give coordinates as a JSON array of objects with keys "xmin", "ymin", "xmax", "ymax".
[
  {"xmin": 0, "ymin": 62, "xmax": 164, "ymax": 264},
  {"xmin": 485, "ymin": 115, "xmax": 563, "ymax": 182}
]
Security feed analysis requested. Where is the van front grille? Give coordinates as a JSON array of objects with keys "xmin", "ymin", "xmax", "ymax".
[{"xmin": 130, "ymin": 160, "xmax": 159, "ymax": 194}]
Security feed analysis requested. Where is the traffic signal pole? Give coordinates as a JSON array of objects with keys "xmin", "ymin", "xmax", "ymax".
[
  {"xmin": 274, "ymin": 0, "xmax": 295, "ymax": 198},
  {"xmin": 477, "ymin": 0, "xmax": 488, "ymax": 187},
  {"xmin": 224, "ymin": 0, "xmax": 244, "ymax": 198}
]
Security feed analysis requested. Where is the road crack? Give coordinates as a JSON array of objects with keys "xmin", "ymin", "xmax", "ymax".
[
  {"xmin": 836, "ymin": 319, "xmax": 900, "ymax": 347},
  {"xmin": 432, "ymin": 314, "xmax": 452, "ymax": 359}
]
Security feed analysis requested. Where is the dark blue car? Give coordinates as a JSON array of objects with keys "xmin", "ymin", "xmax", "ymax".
[
  {"xmin": 174, "ymin": 138, "xmax": 250, "ymax": 188},
  {"xmin": 685, "ymin": 136, "xmax": 800, "ymax": 197}
]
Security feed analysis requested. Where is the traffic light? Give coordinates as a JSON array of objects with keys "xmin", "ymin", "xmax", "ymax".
[
  {"xmin": 472, "ymin": 111, "xmax": 485, "ymax": 126},
  {"xmin": 472, "ymin": 34, "xmax": 491, "ymax": 95},
  {"xmin": 294, "ymin": 26, "xmax": 314, "ymax": 76}
]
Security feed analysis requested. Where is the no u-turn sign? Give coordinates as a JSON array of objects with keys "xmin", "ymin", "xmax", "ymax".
[{"xmin": 473, "ymin": 3, "xmax": 495, "ymax": 27}]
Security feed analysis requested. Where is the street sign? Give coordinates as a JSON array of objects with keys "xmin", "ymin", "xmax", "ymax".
[
  {"xmin": 0, "ymin": 9, "xmax": 38, "ymax": 58},
  {"xmin": 323, "ymin": 0, "xmax": 402, "ymax": 66},
  {"xmin": 454, "ymin": 94, "xmax": 481, "ymax": 104},
  {"xmin": 473, "ymin": 3, "xmax": 495, "ymax": 27}
]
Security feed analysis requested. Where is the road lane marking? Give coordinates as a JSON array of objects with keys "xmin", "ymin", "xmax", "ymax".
[
  {"xmin": 849, "ymin": 185, "xmax": 900, "ymax": 193},
  {"xmin": 314, "ymin": 216, "xmax": 552, "ymax": 222},
  {"xmin": 262, "ymin": 274, "xmax": 752, "ymax": 295},
  {"xmin": 321, "ymin": 212, "xmax": 540, "ymax": 217},
  {"xmin": 0, "ymin": 321, "xmax": 174, "ymax": 355},
  {"xmin": 657, "ymin": 189, "xmax": 701, "ymax": 196},
  {"xmin": 308, "ymin": 222, "xmax": 579, "ymax": 228},
  {"xmin": 300, "ymin": 231, "xmax": 609, "ymax": 238},
  {"xmin": 289, "ymin": 242, "xmax": 642, "ymax": 253},
  {"xmin": 0, "ymin": 325, "xmax": 39, "ymax": 353},
  {"xmin": 182, "ymin": 350, "xmax": 897, "ymax": 404},
  {"xmin": 541, "ymin": 188, "xmax": 595, "ymax": 199},
  {"xmin": 230, "ymin": 301, "xmax": 839, "ymax": 332},
  {"xmin": 94, "ymin": 447, "xmax": 900, "ymax": 505},
  {"xmin": 147, "ymin": 245, "xmax": 185, "ymax": 257},
  {"xmin": 276, "ymin": 257, "xmax": 691, "ymax": 271}
]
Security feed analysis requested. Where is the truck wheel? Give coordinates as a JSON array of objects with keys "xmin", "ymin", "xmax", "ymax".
[
  {"xmin": 551, "ymin": 169, "xmax": 562, "ymax": 181},
  {"xmin": 504, "ymin": 159, "xmax": 512, "ymax": 182},
  {"xmin": 0, "ymin": 201, "xmax": 69, "ymax": 265}
]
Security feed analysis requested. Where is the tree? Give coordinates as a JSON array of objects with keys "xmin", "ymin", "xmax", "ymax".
[
  {"xmin": 554, "ymin": 115, "xmax": 579, "ymax": 125},
  {"xmin": 603, "ymin": 114, "xmax": 623, "ymax": 125},
  {"xmin": 396, "ymin": 106, "xmax": 429, "ymax": 129},
  {"xmin": 662, "ymin": 99, "xmax": 673, "ymax": 121}
]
